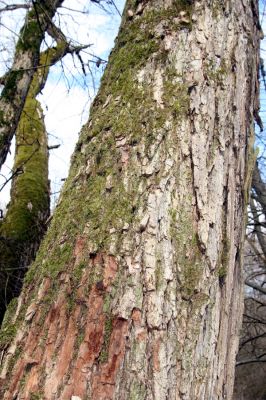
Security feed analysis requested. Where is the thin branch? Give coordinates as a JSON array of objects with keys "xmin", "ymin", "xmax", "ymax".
[
  {"xmin": 0, "ymin": 3, "xmax": 30, "ymax": 13},
  {"xmin": 243, "ymin": 313, "xmax": 266, "ymax": 325},
  {"xmin": 239, "ymin": 332, "xmax": 266, "ymax": 350},
  {"xmin": 245, "ymin": 278, "xmax": 266, "ymax": 295},
  {"xmin": 236, "ymin": 357, "xmax": 266, "ymax": 366}
]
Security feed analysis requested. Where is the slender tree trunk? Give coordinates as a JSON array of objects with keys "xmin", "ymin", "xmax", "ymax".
[
  {"xmin": 0, "ymin": 0, "xmax": 63, "ymax": 169},
  {"xmin": 0, "ymin": 1, "xmax": 261, "ymax": 399},
  {"xmin": 0, "ymin": 60, "xmax": 50, "ymax": 322}
]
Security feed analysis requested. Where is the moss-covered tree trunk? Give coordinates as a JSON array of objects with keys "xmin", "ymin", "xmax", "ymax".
[
  {"xmin": 0, "ymin": 59, "xmax": 50, "ymax": 322},
  {"xmin": 0, "ymin": 42, "xmax": 77, "ymax": 322},
  {"xmin": 0, "ymin": 1, "xmax": 261, "ymax": 399},
  {"xmin": 0, "ymin": 0, "xmax": 63, "ymax": 168}
]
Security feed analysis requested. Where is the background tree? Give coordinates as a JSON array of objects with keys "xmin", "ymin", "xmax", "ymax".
[
  {"xmin": 233, "ymin": 163, "xmax": 266, "ymax": 399},
  {"xmin": 0, "ymin": 1, "xmax": 262, "ymax": 399},
  {"xmin": 232, "ymin": 9, "xmax": 266, "ymax": 394},
  {"xmin": 0, "ymin": 0, "xmax": 64, "ymax": 168},
  {"xmin": 0, "ymin": 57, "xmax": 50, "ymax": 323}
]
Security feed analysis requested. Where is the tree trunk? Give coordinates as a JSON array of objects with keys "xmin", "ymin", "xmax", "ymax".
[
  {"xmin": 0, "ymin": 1, "xmax": 261, "ymax": 399},
  {"xmin": 0, "ymin": 56, "xmax": 50, "ymax": 322},
  {"xmin": 0, "ymin": 0, "xmax": 63, "ymax": 169}
]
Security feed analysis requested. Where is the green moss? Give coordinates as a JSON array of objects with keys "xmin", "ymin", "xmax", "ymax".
[
  {"xmin": 81, "ymin": 0, "xmax": 191, "ymax": 149},
  {"xmin": 2, "ymin": 345, "xmax": 22, "ymax": 386},
  {"xmin": 218, "ymin": 266, "xmax": 227, "ymax": 279},
  {"xmin": 17, "ymin": 19, "xmax": 41, "ymax": 52},
  {"xmin": 99, "ymin": 315, "xmax": 114, "ymax": 363},
  {"xmin": 169, "ymin": 202, "xmax": 204, "ymax": 300},
  {"xmin": 36, "ymin": 286, "xmax": 56, "ymax": 326},
  {"xmin": 77, "ymin": 329, "xmax": 85, "ymax": 348},
  {"xmin": 129, "ymin": 380, "xmax": 147, "ymax": 400},
  {"xmin": 73, "ymin": 261, "xmax": 86, "ymax": 283},
  {"xmin": 29, "ymin": 393, "xmax": 43, "ymax": 400},
  {"xmin": 42, "ymin": 243, "xmax": 73, "ymax": 278},
  {"xmin": 155, "ymin": 258, "xmax": 163, "ymax": 290},
  {"xmin": 72, "ymin": 326, "xmax": 86, "ymax": 360},
  {"xmin": 1, "ymin": 70, "xmax": 23, "ymax": 100},
  {"xmin": 211, "ymin": 0, "xmax": 224, "ymax": 18},
  {"xmin": 0, "ymin": 300, "xmax": 27, "ymax": 352},
  {"xmin": 103, "ymin": 293, "xmax": 112, "ymax": 314},
  {"xmin": 206, "ymin": 59, "xmax": 228, "ymax": 85},
  {"xmin": 1, "ymin": 98, "xmax": 49, "ymax": 243},
  {"xmin": 1, "ymin": 297, "xmax": 18, "ymax": 328},
  {"xmin": 0, "ymin": 324, "xmax": 17, "ymax": 349},
  {"xmin": 216, "ymin": 234, "xmax": 230, "ymax": 285},
  {"xmin": 164, "ymin": 78, "xmax": 189, "ymax": 118},
  {"xmin": 221, "ymin": 236, "xmax": 230, "ymax": 268}
]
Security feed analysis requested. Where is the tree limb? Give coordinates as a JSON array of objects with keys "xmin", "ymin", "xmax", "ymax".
[{"xmin": 0, "ymin": 3, "xmax": 30, "ymax": 13}]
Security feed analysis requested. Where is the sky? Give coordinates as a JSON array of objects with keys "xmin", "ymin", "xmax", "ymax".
[{"xmin": 0, "ymin": 0, "xmax": 126, "ymax": 210}]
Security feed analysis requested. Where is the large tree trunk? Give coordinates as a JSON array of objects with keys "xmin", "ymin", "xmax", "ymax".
[{"xmin": 0, "ymin": 1, "xmax": 261, "ymax": 399}]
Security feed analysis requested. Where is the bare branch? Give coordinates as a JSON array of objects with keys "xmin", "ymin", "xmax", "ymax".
[
  {"xmin": 0, "ymin": 3, "xmax": 30, "ymax": 13},
  {"xmin": 236, "ymin": 357, "xmax": 266, "ymax": 366},
  {"xmin": 48, "ymin": 144, "xmax": 60, "ymax": 150},
  {"xmin": 239, "ymin": 332, "xmax": 266, "ymax": 350},
  {"xmin": 245, "ymin": 278, "xmax": 266, "ymax": 295}
]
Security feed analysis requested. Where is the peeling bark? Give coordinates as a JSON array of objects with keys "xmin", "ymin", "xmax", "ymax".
[{"xmin": 0, "ymin": 0, "xmax": 261, "ymax": 399}]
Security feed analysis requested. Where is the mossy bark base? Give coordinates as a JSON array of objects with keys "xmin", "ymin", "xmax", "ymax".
[{"xmin": 0, "ymin": 0, "xmax": 261, "ymax": 399}]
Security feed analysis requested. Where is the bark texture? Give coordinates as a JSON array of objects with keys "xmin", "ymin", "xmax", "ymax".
[
  {"xmin": 0, "ymin": 1, "xmax": 261, "ymax": 399},
  {"xmin": 0, "ymin": 0, "xmax": 63, "ymax": 169}
]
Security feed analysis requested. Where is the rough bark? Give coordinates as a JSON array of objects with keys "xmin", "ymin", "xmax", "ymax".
[
  {"xmin": 0, "ymin": 1, "xmax": 261, "ymax": 399},
  {"xmin": 0, "ymin": 0, "xmax": 63, "ymax": 169}
]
